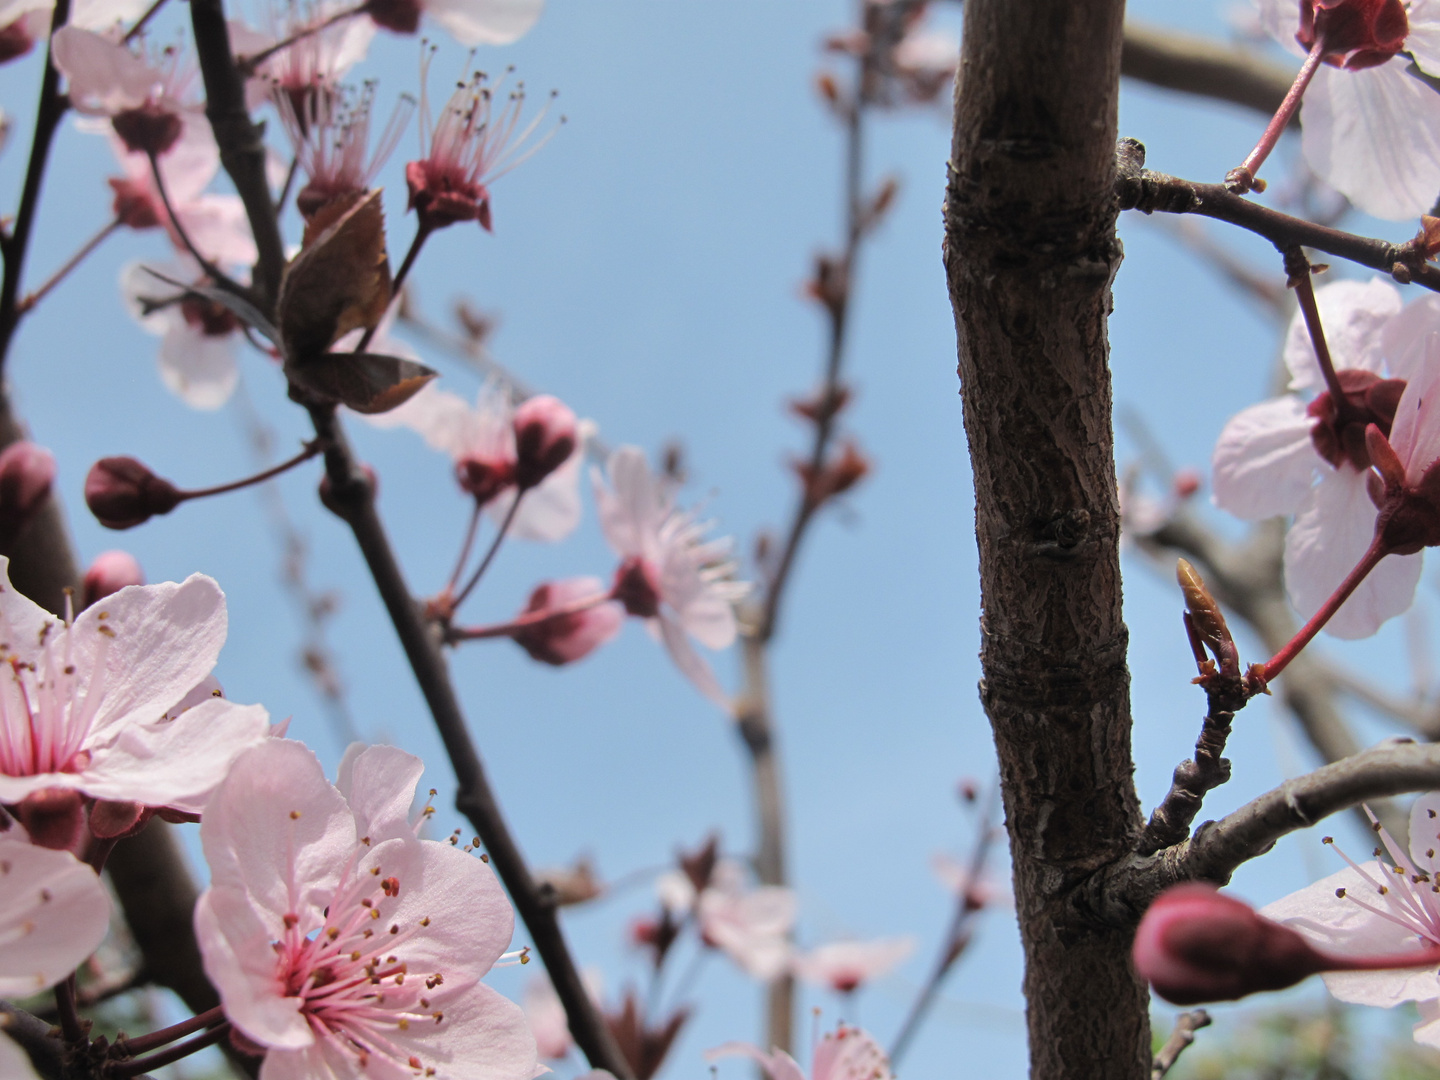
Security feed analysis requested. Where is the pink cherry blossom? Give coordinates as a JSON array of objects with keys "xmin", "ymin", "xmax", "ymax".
[
  {"xmin": 406, "ymin": 66, "xmax": 555, "ymax": 233},
  {"xmin": 0, "ymin": 558, "xmax": 269, "ymax": 811},
  {"xmin": 0, "ymin": 835, "xmax": 110, "ymax": 996},
  {"xmin": 708, "ymin": 1023, "xmax": 893, "ymax": 1080},
  {"xmin": 195, "ymin": 739, "xmax": 538, "ymax": 1080},
  {"xmin": 1211, "ymin": 277, "xmax": 1440, "ymax": 638},
  {"xmin": 52, "ymin": 29, "xmax": 199, "ymax": 155},
  {"xmin": 791, "ymin": 937, "xmax": 914, "ymax": 993},
  {"xmin": 362, "ymin": 0, "xmax": 541, "ymax": 48},
  {"xmin": 594, "ymin": 447, "xmax": 749, "ymax": 709},
  {"xmin": 120, "ymin": 258, "xmax": 246, "ymax": 409},
  {"xmin": 1254, "ymin": 0, "xmax": 1440, "ymax": 218},
  {"xmin": 370, "ymin": 382, "xmax": 583, "ymax": 542},
  {"xmin": 658, "ymin": 860, "xmax": 796, "ymax": 981},
  {"xmin": 104, "ymin": 120, "xmax": 257, "ymax": 267},
  {"xmin": 229, "ymin": 4, "xmax": 374, "ymax": 112},
  {"xmin": 0, "ymin": 0, "xmax": 148, "ymax": 66},
  {"xmin": 1261, "ymin": 793, "xmax": 1440, "ymax": 1045},
  {"xmin": 930, "ymin": 852, "xmax": 1010, "ymax": 911}
]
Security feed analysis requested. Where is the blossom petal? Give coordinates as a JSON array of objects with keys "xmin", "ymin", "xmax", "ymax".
[
  {"xmin": 595, "ymin": 446, "xmax": 663, "ymax": 558},
  {"xmin": 1403, "ymin": 0, "xmax": 1440, "ymax": 76},
  {"xmin": 1283, "ymin": 277, "xmax": 1401, "ymax": 391},
  {"xmin": 158, "ymin": 319, "xmax": 238, "ymax": 410},
  {"xmin": 1389, "ymin": 341, "xmax": 1440, "ymax": 483},
  {"xmin": 487, "ymin": 446, "xmax": 581, "ymax": 542},
  {"xmin": 1284, "ymin": 468, "xmax": 1421, "ymax": 638},
  {"xmin": 0, "ymin": 556, "xmax": 64, "ymax": 663},
  {"xmin": 1415, "ymin": 998, "xmax": 1440, "ymax": 1048},
  {"xmin": 0, "ymin": 1033, "xmax": 40, "ymax": 1080},
  {"xmin": 1211, "ymin": 395, "xmax": 1319, "ymax": 519},
  {"xmin": 1381, "ymin": 296, "xmax": 1440, "ymax": 383},
  {"xmin": 0, "ymin": 840, "xmax": 110, "ymax": 996},
  {"xmin": 199, "ymin": 739, "xmax": 355, "ymax": 918},
  {"xmin": 1300, "ymin": 62, "xmax": 1440, "ymax": 221},
  {"xmin": 1262, "ymin": 862, "xmax": 1440, "ymax": 1007},
  {"xmin": 51, "ymin": 26, "xmax": 158, "ymax": 113},
  {"xmin": 73, "ymin": 572, "xmax": 229, "ymax": 738},
  {"xmin": 385, "ymin": 981, "xmax": 537, "ymax": 1080},
  {"xmin": 705, "ymin": 1043, "xmax": 807, "ymax": 1080},
  {"xmin": 196, "ymin": 888, "xmax": 313, "ymax": 1051},
  {"xmin": 79, "ymin": 699, "xmax": 269, "ymax": 811},
  {"xmin": 656, "ymin": 614, "xmax": 730, "ymax": 710},
  {"xmin": 421, "ymin": 0, "xmax": 542, "ymax": 46},
  {"xmin": 335, "ymin": 742, "xmax": 424, "ymax": 844}
]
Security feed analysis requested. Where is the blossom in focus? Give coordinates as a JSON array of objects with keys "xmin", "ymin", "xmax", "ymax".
[
  {"xmin": 1211, "ymin": 277, "xmax": 1440, "ymax": 638},
  {"xmin": 362, "ymin": 0, "xmax": 541, "ymax": 48},
  {"xmin": 594, "ymin": 447, "xmax": 749, "ymax": 709},
  {"xmin": 792, "ymin": 937, "xmax": 914, "ymax": 993},
  {"xmin": 0, "ymin": 835, "xmax": 110, "ymax": 996},
  {"xmin": 370, "ymin": 381, "xmax": 584, "ymax": 541},
  {"xmin": 0, "ymin": 558, "xmax": 269, "ymax": 812},
  {"xmin": 510, "ymin": 577, "xmax": 624, "ymax": 666},
  {"xmin": 406, "ymin": 67, "xmax": 555, "ymax": 232},
  {"xmin": 195, "ymin": 739, "xmax": 538, "ymax": 1080},
  {"xmin": 52, "ymin": 29, "xmax": 199, "ymax": 154},
  {"xmin": 1254, "ymin": 0, "xmax": 1440, "ymax": 218},
  {"xmin": 120, "ymin": 260, "xmax": 245, "ymax": 409},
  {"xmin": 1262, "ymin": 794, "xmax": 1440, "ymax": 1045},
  {"xmin": 708, "ymin": 1023, "xmax": 893, "ymax": 1080},
  {"xmin": 658, "ymin": 859, "xmax": 796, "ymax": 981}
]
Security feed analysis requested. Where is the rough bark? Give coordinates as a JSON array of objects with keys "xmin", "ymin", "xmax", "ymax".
[{"xmin": 945, "ymin": 3, "xmax": 1148, "ymax": 1078}]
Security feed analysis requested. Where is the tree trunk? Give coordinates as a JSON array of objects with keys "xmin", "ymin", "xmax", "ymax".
[{"xmin": 945, "ymin": 3, "xmax": 1150, "ymax": 1077}]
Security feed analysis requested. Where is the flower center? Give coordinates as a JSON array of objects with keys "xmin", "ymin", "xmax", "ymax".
[
  {"xmin": 274, "ymin": 854, "xmax": 447, "ymax": 1076},
  {"xmin": 1298, "ymin": 0, "xmax": 1409, "ymax": 69},
  {"xmin": 0, "ymin": 616, "xmax": 111, "ymax": 780}
]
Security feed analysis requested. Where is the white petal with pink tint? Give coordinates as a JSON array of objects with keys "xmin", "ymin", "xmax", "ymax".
[
  {"xmin": 51, "ymin": 27, "xmax": 161, "ymax": 113},
  {"xmin": 421, "ymin": 0, "xmax": 542, "ymax": 46},
  {"xmin": 1284, "ymin": 277, "xmax": 1400, "ymax": 392},
  {"xmin": 158, "ymin": 319, "xmax": 239, "ymax": 409},
  {"xmin": 707, "ymin": 1043, "xmax": 808, "ymax": 1080},
  {"xmin": 1211, "ymin": 395, "xmax": 1317, "ymax": 519},
  {"xmin": 0, "ymin": 838, "xmax": 110, "ymax": 996},
  {"xmin": 0, "ymin": 1033, "xmax": 40, "ymax": 1080},
  {"xmin": 335, "ymin": 742, "xmax": 425, "ymax": 845},
  {"xmin": 1284, "ymin": 468, "xmax": 1422, "ymax": 638},
  {"xmin": 1389, "ymin": 348, "xmax": 1440, "ymax": 484},
  {"xmin": 1400, "ymin": 0, "xmax": 1440, "ymax": 75},
  {"xmin": 486, "ymin": 444, "xmax": 582, "ymax": 542},
  {"xmin": 792, "ymin": 937, "xmax": 915, "ymax": 991},
  {"xmin": 1301, "ymin": 61, "xmax": 1440, "ymax": 221},
  {"xmin": 1380, "ymin": 295, "xmax": 1440, "ymax": 382}
]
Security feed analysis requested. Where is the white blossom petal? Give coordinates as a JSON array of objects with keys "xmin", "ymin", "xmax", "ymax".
[
  {"xmin": 1284, "ymin": 277, "xmax": 1401, "ymax": 391},
  {"xmin": 421, "ymin": 0, "xmax": 542, "ymax": 46},
  {"xmin": 1211, "ymin": 395, "xmax": 1318, "ymax": 519},
  {"xmin": 0, "ymin": 839, "xmax": 110, "ymax": 996}
]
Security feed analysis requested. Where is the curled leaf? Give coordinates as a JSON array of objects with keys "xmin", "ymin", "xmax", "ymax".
[{"xmin": 287, "ymin": 352, "xmax": 437, "ymax": 414}]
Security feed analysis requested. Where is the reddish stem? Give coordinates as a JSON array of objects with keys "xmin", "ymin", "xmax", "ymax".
[
  {"xmin": 179, "ymin": 440, "xmax": 323, "ymax": 500},
  {"xmin": 1235, "ymin": 41, "xmax": 1325, "ymax": 186},
  {"xmin": 354, "ymin": 222, "xmax": 430, "ymax": 353},
  {"xmin": 111, "ymin": 1021, "xmax": 231, "ymax": 1077},
  {"xmin": 1292, "ymin": 264, "xmax": 1349, "ymax": 410},
  {"xmin": 118, "ymin": 1004, "xmax": 226, "ymax": 1056},
  {"xmin": 450, "ymin": 490, "xmax": 523, "ymax": 611},
  {"xmin": 449, "ymin": 589, "xmax": 611, "ymax": 643},
  {"xmin": 1264, "ymin": 539, "xmax": 1388, "ymax": 682}
]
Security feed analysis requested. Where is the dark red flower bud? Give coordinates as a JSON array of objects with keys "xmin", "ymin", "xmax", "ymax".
[
  {"xmin": 111, "ymin": 106, "xmax": 183, "ymax": 156},
  {"xmin": 454, "ymin": 457, "xmax": 513, "ymax": 506},
  {"xmin": 611, "ymin": 556, "xmax": 662, "ymax": 619},
  {"xmin": 0, "ymin": 440, "xmax": 54, "ymax": 549},
  {"xmin": 16, "ymin": 788, "xmax": 86, "ymax": 852},
  {"xmin": 83, "ymin": 550, "xmax": 145, "ymax": 608},
  {"xmin": 0, "ymin": 16, "xmax": 37, "ymax": 64},
  {"xmin": 85, "ymin": 457, "xmax": 182, "ymax": 530},
  {"xmin": 513, "ymin": 395, "xmax": 578, "ymax": 490},
  {"xmin": 405, "ymin": 160, "xmax": 490, "ymax": 232},
  {"xmin": 362, "ymin": 0, "xmax": 422, "ymax": 34},
  {"xmin": 109, "ymin": 176, "xmax": 163, "ymax": 230}
]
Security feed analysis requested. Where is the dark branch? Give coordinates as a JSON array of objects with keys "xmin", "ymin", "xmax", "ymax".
[
  {"xmin": 1137, "ymin": 685, "xmax": 1239, "ymax": 856},
  {"xmin": 1121, "ymin": 21, "xmax": 1292, "ymax": 118},
  {"xmin": 1096, "ymin": 740, "xmax": 1440, "ymax": 922},
  {"xmin": 1115, "ymin": 139, "xmax": 1440, "ymax": 291}
]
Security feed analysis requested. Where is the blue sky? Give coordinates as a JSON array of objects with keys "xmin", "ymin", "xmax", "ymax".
[{"xmin": 1, "ymin": 1, "xmax": 1435, "ymax": 1076}]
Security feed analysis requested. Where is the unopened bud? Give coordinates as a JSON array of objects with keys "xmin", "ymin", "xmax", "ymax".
[
  {"xmin": 1173, "ymin": 468, "xmax": 1202, "ymax": 500},
  {"xmin": 454, "ymin": 456, "xmax": 513, "ymax": 506},
  {"xmin": 0, "ymin": 440, "xmax": 54, "ymax": 548},
  {"xmin": 85, "ymin": 456, "xmax": 182, "ymax": 530},
  {"xmin": 816, "ymin": 71, "xmax": 841, "ymax": 104},
  {"xmin": 16, "ymin": 787, "xmax": 86, "ymax": 852},
  {"xmin": 512, "ymin": 578, "xmax": 623, "ymax": 666},
  {"xmin": 513, "ymin": 395, "xmax": 578, "ymax": 489},
  {"xmin": 83, "ymin": 550, "xmax": 144, "ymax": 608},
  {"xmin": 1134, "ymin": 884, "xmax": 1338, "ymax": 1004}
]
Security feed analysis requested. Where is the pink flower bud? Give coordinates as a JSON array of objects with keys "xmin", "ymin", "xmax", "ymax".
[
  {"xmin": 83, "ymin": 550, "xmax": 145, "ymax": 608},
  {"xmin": 1172, "ymin": 468, "xmax": 1202, "ymax": 500},
  {"xmin": 0, "ymin": 16, "xmax": 37, "ymax": 64},
  {"xmin": 16, "ymin": 787, "xmax": 86, "ymax": 852},
  {"xmin": 1134, "ymin": 884, "xmax": 1337, "ymax": 1004},
  {"xmin": 512, "ymin": 578, "xmax": 623, "ymax": 666},
  {"xmin": 85, "ymin": 457, "xmax": 182, "ymax": 530},
  {"xmin": 0, "ymin": 440, "xmax": 54, "ymax": 548},
  {"xmin": 454, "ymin": 457, "xmax": 513, "ymax": 506},
  {"xmin": 362, "ymin": 0, "xmax": 422, "ymax": 34},
  {"xmin": 611, "ymin": 556, "xmax": 663, "ymax": 619},
  {"xmin": 513, "ymin": 396, "xmax": 578, "ymax": 490}
]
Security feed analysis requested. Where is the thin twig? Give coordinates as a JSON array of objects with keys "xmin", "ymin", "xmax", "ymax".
[
  {"xmin": 145, "ymin": 150, "xmax": 249, "ymax": 298},
  {"xmin": 19, "ymin": 219, "xmax": 121, "ymax": 314},
  {"xmin": 122, "ymin": 0, "xmax": 169, "ymax": 43},
  {"xmin": 1115, "ymin": 139, "xmax": 1440, "ymax": 291},
  {"xmin": 0, "ymin": 0, "xmax": 74, "ymax": 370},
  {"xmin": 1136, "ymin": 690, "xmax": 1239, "ymax": 856},
  {"xmin": 1151, "ymin": 1010, "xmax": 1211, "ymax": 1080}
]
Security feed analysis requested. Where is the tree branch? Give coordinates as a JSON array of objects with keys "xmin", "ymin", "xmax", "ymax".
[
  {"xmin": 1137, "ymin": 684, "xmax": 1239, "ymax": 856},
  {"xmin": 1150, "ymin": 1010, "xmax": 1211, "ymax": 1080},
  {"xmin": 1121, "ymin": 20, "xmax": 1292, "ymax": 117},
  {"xmin": 1115, "ymin": 139, "xmax": 1440, "ymax": 291},
  {"xmin": 1099, "ymin": 740, "xmax": 1440, "ymax": 920}
]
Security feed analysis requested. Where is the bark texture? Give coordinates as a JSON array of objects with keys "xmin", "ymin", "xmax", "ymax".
[{"xmin": 945, "ymin": 3, "xmax": 1149, "ymax": 1077}]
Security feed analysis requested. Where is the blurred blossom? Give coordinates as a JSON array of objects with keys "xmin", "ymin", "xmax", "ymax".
[{"xmin": 791, "ymin": 936, "xmax": 914, "ymax": 993}]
